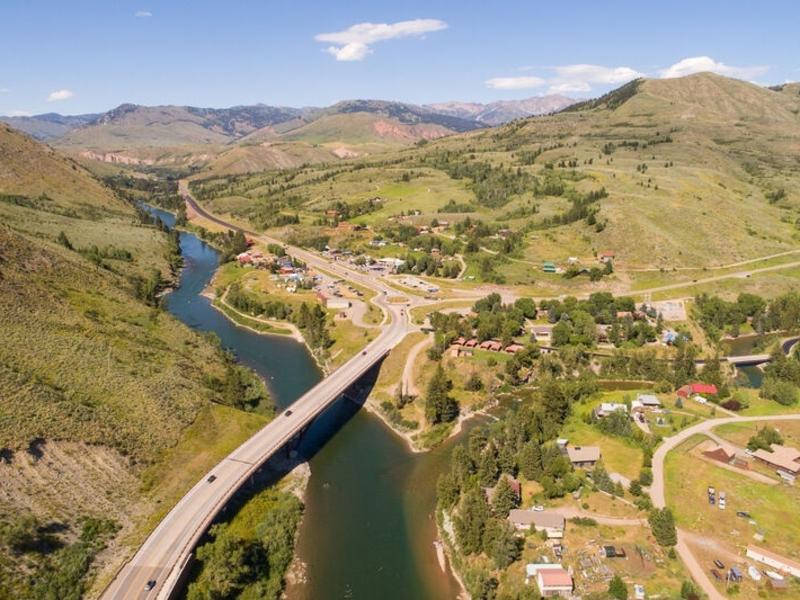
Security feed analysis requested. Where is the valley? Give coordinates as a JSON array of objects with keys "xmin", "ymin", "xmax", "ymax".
[{"xmin": 2, "ymin": 64, "xmax": 800, "ymax": 600}]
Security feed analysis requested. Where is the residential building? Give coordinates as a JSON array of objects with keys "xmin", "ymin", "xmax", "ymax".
[
  {"xmin": 531, "ymin": 325, "xmax": 553, "ymax": 343},
  {"xmin": 677, "ymin": 383, "xmax": 718, "ymax": 398},
  {"xmin": 751, "ymin": 444, "xmax": 800, "ymax": 477},
  {"xmin": 599, "ymin": 250, "xmax": 615, "ymax": 264},
  {"xmin": 508, "ymin": 510, "xmax": 565, "ymax": 538},
  {"xmin": 593, "ymin": 402, "xmax": 628, "ymax": 419},
  {"xmin": 635, "ymin": 394, "xmax": 661, "ymax": 410},
  {"xmin": 702, "ymin": 443, "xmax": 750, "ymax": 469},
  {"xmin": 525, "ymin": 564, "xmax": 573, "ymax": 598},
  {"xmin": 558, "ymin": 440, "xmax": 601, "ymax": 468}
]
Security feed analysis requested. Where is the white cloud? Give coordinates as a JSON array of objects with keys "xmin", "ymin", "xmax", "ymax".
[
  {"xmin": 546, "ymin": 64, "xmax": 644, "ymax": 94},
  {"xmin": 135, "ymin": 10, "xmax": 152, "ymax": 17},
  {"xmin": 0, "ymin": 88, "xmax": 9, "ymax": 94},
  {"xmin": 315, "ymin": 18, "xmax": 447, "ymax": 61},
  {"xmin": 660, "ymin": 56, "xmax": 769, "ymax": 80},
  {"xmin": 10, "ymin": 110, "xmax": 31, "ymax": 117},
  {"xmin": 47, "ymin": 89, "xmax": 74, "ymax": 102},
  {"xmin": 485, "ymin": 76, "xmax": 546, "ymax": 90}
]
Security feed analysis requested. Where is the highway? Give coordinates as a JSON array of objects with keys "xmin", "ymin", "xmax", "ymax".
[{"xmin": 102, "ymin": 184, "xmax": 424, "ymax": 600}]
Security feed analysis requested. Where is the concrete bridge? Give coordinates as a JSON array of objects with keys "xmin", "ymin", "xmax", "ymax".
[{"xmin": 101, "ymin": 186, "xmax": 421, "ymax": 600}]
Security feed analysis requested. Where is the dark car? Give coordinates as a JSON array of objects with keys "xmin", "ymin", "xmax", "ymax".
[
  {"xmin": 710, "ymin": 569, "xmax": 722, "ymax": 581},
  {"xmin": 714, "ymin": 559, "xmax": 725, "ymax": 569},
  {"xmin": 284, "ymin": 409, "xmax": 293, "ymax": 417},
  {"xmin": 207, "ymin": 474, "xmax": 217, "ymax": 483},
  {"xmin": 362, "ymin": 350, "xmax": 367, "ymax": 356},
  {"xmin": 145, "ymin": 580, "xmax": 157, "ymax": 591},
  {"xmin": 736, "ymin": 510, "xmax": 751, "ymax": 518}
]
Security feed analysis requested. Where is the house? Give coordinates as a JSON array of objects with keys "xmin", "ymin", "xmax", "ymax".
[
  {"xmin": 636, "ymin": 394, "xmax": 662, "ymax": 409},
  {"xmin": 464, "ymin": 338, "xmax": 478, "ymax": 348},
  {"xmin": 525, "ymin": 564, "xmax": 573, "ymax": 598},
  {"xmin": 531, "ymin": 325, "xmax": 553, "ymax": 343},
  {"xmin": 542, "ymin": 261, "xmax": 557, "ymax": 273},
  {"xmin": 593, "ymin": 403, "xmax": 628, "ymax": 419},
  {"xmin": 702, "ymin": 443, "xmax": 750, "ymax": 469},
  {"xmin": 508, "ymin": 510, "xmax": 565, "ymax": 539},
  {"xmin": 505, "ymin": 343, "xmax": 525, "ymax": 354},
  {"xmin": 479, "ymin": 339, "xmax": 503, "ymax": 352},
  {"xmin": 237, "ymin": 252, "xmax": 253, "ymax": 265},
  {"xmin": 599, "ymin": 251, "xmax": 615, "ymax": 264},
  {"xmin": 677, "ymin": 383, "xmax": 718, "ymax": 398},
  {"xmin": 752, "ymin": 444, "xmax": 800, "ymax": 477},
  {"xmin": 453, "ymin": 337, "xmax": 466, "ymax": 346},
  {"xmin": 562, "ymin": 441, "xmax": 601, "ymax": 468}
]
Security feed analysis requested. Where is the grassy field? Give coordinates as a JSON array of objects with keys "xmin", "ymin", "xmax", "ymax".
[{"xmin": 665, "ymin": 435, "xmax": 800, "ymax": 558}]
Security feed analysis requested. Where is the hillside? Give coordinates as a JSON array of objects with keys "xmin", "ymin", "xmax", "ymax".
[
  {"xmin": 186, "ymin": 73, "xmax": 800, "ymax": 290},
  {"xmin": 0, "ymin": 124, "xmax": 270, "ymax": 598},
  {"xmin": 0, "ymin": 112, "xmax": 99, "ymax": 141},
  {"xmin": 5, "ymin": 98, "xmax": 567, "ymax": 176}
]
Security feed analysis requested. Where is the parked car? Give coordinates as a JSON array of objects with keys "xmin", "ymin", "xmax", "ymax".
[
  {"xmin": 714, "ymin": 559, "xmax": 725, "ymax": 569},
  {"xmin": 736, "ymin": 510, "xmax": 751, "ymax": 518},
  {"xmin": 710, "ymin": 569, "xmax": 722, "ymax": 581}
]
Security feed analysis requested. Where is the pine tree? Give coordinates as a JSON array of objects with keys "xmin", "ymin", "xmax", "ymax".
[
  {"xmin": 648, "ymin": 507, "xmax": 677, "ymax": 546},
  {"xmin": 454, "ymin": 489, "xmax": 489, "ymax": 555},
  {"xmin": 608, "ymin": 574, "xmax": 628, "ymax": 599},
  {"xmin": 477, "ymin": 445, "xmax": 500, "ymax": 487},
  {"xmin": 518, "ymin": 442, "xmax": 543, "ymax": 480},
  {"xmin": 491, "ymin": 476, "xmax": 519, "ymax": 517}
]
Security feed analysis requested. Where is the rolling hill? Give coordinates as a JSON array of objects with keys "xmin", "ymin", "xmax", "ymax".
[
  {"xmin": 2, "ymin": 96, "xmax": 574, "ymax": 175},
  {"xmin": 0, "ymin": 124, "xmax": 270, "ymax": 597},
  {"xmin": 187, "ymin": 73, "xmax": 800, "ymax": 289}
]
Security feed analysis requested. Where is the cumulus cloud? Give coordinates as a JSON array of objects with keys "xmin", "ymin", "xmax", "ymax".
[
  {"xmin": 47, "ymin": 89, "xmax": 74, "ymax": 102},
  {"xmin": 486, "ymin": 63, "xmax": 643, "ymax": 95},
  {"xmin": 546, "ymin": 64, "xmax": 644, "ymax": 94},
  {"xmin": 315, "ymin": 18, "xmax": 447, "ymax": 61},
  {"xmin": 485, "ymin": 76, "xmax": 546, "ymax": 90},
  {"xmin": 660, "ymin": 56, "xmax": 769, "ymax": 79},
  {"xmin": 135, "ymin": 10, "xmax": 152, "ymax": 17}
]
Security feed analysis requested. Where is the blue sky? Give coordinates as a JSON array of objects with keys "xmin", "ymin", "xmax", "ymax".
[{"xmin": 1, "ymin": 0, "xmax": 798, "ymax": 116}]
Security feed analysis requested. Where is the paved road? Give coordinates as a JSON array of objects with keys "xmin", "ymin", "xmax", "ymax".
[
  {"xmin": 102, "ymin": 184, "xmax": 427, "ymax": 600},
  {"xmin": 651, "ymin": 414, "xmax": 800, "ymax": 600}
]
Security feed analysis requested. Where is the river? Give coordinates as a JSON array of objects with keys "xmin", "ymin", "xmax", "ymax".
[{"xmin": 146, "ymin": 207, "xmax": 464, "ymax": 600}]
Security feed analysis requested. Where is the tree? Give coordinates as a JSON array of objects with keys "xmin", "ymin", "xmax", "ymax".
[
  {"xmin": 608, "ymin": 574, "xmax": 628, "ymax": 600},
  {"xmin": 492, "ymin": 476, "xmax": 519, "ymax": 517},
  {"xmin": 425, "ymin": 363, "xmax": 459, "ymax": 424},
  {"xmin": 454, "ymin": 489, "xmax": 490, "ymax": 555},
  {"xmin": 629, "ymin": 479, "xmax": 642, "ymax": 496},
  {"xmin": 518, "ymin": 442, "xmax": 543, "ymax": 481},
  {"xmin": 188, "ymin": 524, "xmax": 251, "ymax": 598},
  {"xmin": 648, "ymin": 507, "xmax": 677, "ymax": 546},
  {"xmin": 436, "ymin": 472, "xmax": 460, "ymax": 509},
  {"xmin": 465, "ymin": 372, "xmax": 484, "ymax": 391},
  {"xmin": 482, "ymin": 518, "xmax": 521, "ymax": 568},
  {"xmin": 477, "ymin": 445, "xmax": 500, "ymax": 487}
]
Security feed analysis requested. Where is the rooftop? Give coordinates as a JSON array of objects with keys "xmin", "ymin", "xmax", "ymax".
[
  {"xmin": 566, "ymin": 445, "xmax": 601, "ymax": 463},
  {"xmin": 509, "ymin": 509, "xmax": 565, "ymax": 529},
  {"xmin": 752, "ymin": 444, "xmax": 800, "ymax": 474}
]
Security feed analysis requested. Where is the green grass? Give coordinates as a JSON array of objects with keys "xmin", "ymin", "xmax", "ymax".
[{"xmin": 665, "ymin": 434, "xmax": 800, "ymax": 557}]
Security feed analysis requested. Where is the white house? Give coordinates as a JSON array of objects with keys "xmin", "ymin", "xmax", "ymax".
[{"xmin": 509, "ymin": 510, "xmax": 565, "ymax": 539}]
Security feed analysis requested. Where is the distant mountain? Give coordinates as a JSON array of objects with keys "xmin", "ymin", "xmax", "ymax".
[
  {"xmin": 0, "ymin": 112, "xmax": 99, "ymax": 140},
  {"xmin": 425, "ymin": 95, "xmax": 575, "ymax": 125}
]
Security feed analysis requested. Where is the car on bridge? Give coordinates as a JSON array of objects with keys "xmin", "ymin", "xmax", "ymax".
[{"xmin": 144, "ymin": 580, "xmax": 156, "ymax": 592}]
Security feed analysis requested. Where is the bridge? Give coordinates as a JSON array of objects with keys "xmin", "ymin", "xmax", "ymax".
[{"xmin": 102, "ymin": 186, "xmax": 423, "ymax": 600}]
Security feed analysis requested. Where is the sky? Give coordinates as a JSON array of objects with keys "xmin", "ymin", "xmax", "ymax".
[{"xmin": 1, "ymin": 0, "xmax": 799, "ymax": 116}]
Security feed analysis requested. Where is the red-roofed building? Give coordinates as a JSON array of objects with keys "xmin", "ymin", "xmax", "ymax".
[
  {"xmin": 677, "ymin": 383, "xmax": 718, "ymax": 398},
  {"xmin": 536, "ymin": 565, "xmax": 573, "ymax": 598},
  {"xmin": 505, "ymin": 343, "xmax": 525, "ymax": 354}
]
